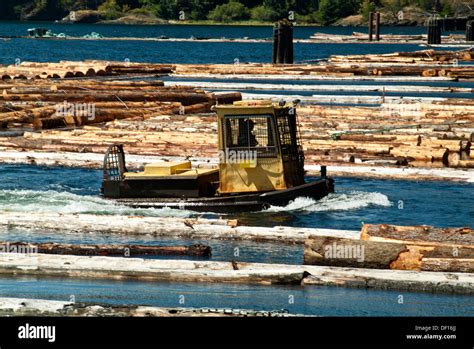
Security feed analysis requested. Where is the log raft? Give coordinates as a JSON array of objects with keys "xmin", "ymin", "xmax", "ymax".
[
  {"xmin": 0, "ymin": 213, "xmax": 472, "ymax": 292},
  {"xmin": 1, "ymin": 49, "xmax": 472, "ymax": 80},
  {"xmin": 0, "ymin": 253, "xmax": 472, "ymax": 294},
  {"xmin": 1, "ymin": 99, "xmax": 472, "ymax": 169},
  {"xmin": 0, "ymin": 51, "xmax": 473, "ymax": 173},
  {"xmin": 0, "ymin": 298, "xmax": 296, "ymax": 317},
  {"xmin": 309, "ymin": 32, "xmax": 469, "ymax": 45}
]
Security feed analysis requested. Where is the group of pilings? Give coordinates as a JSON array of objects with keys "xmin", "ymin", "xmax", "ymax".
[
  {"xmin": 427, "ymin": 17, "xmax": 474, "ymax": 45},
  {"xmin": 309, "ymin": 17, "xmax": 474, "ymax": 45},
  {"xmin": 368, "ymin": 12, "xmax": 381, "ymax": 42}
]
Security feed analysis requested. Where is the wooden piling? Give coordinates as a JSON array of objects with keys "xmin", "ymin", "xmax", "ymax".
[
  {"xmin": 467, "ymin": 20, "xmax": 474, "ymax": 42},
  {"xmin": 375, "ymin": 12, "xmax": 381, "ymax": 41},
  {"xmin": 368, "ymin": 12, "xmax": 374, "ymax": 41},
  {"xmin": 427, "ymin": 17, "xmax": 442, "ymax": 45},
  {"xmin": 272, "ymin": 20, "xmax": 293, "ymax": 64}
]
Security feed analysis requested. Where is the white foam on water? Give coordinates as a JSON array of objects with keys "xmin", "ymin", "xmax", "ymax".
[
  {"xmin": 266, "ymin": 191, "xmax": 392, "ymax": 212},
  {"xmin": 0, "ymin": 189, "xmax": 194, "ymax": 218},
  {"xmin": 0, "ymin": 189, "xmax": 392, "ymax": 217}
]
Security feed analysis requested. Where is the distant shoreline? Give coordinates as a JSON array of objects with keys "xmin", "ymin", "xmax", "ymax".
[{"xmin": 0, "ymin": 19, "xmax": 423, "ymax": 28}]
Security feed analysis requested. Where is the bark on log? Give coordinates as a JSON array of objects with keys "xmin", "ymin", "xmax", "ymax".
[
  {"xmin": 0, "ymin": 241, "xmax": 211, "ymax": 257},
  {"xmin": 361, "ymin": 224, "xmax": 474, "ymax": 247},
  {"xmin": 304, "ymin": 235, "xmax": 474, "ymax": 272},
  {"xmin": 420, "ymin": 258, "xmax": 474, "ymax": 273}
]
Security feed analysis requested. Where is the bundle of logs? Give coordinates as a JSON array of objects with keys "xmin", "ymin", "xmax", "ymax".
[
  {"xmin": 297, "ymin": 102, "xmax": 474, "ymax": 168},
  {"xmin": 304, "ymin": 224, "xmax": 474, "ymax": 273},
  {"xmin": 171, "ymin": 49, "xmax": 474, "ymax": 79},
  {"xmin": 0, "ymin": 60, "xmax": 173, "ymax": 80},
  {"xmin": 309, "ymin": 32, "xmax": 466, "ymax": 44},
  {"xmin": 0, "ymin": 53, "xmax": 472, "ymax": 169},
  {"xmin": 327, "ymin": 49, "xmax": 474, "ymax": 79},
  {"xmin": 0, "ymin": 99, "xmax": 472, "ymax": 168},
  {"xmin": 1, "ymin": 49, "xmax": 472, "ymax": 81},
  {"xmin": 0, "ymin": 78, "xmax": 241, "ymax": 129}
]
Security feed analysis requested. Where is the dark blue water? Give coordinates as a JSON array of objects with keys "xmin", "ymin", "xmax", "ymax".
[
  {"xmin": 0, "ymin": 22, "xmax": 430, "ymax": 39},
  {"xmin": 0, "ymin": 39, "xmax": 427, "ymax": 65},
  {"xmin": 1, "ymin": 276, "xmax": 473, "ymax": 316},
  {"xmin": 0, "ymin": 164, "xmax": 472, "ymax": 230},
  {"xmin": 0, "ymin": 22, "xmax": 446, "ymax": 64}
]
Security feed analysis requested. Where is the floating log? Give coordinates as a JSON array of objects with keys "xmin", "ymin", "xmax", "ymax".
[
  {"xmin": 300, "ymin": 265, "xmax": 474, "ymax": 294},
  {"xmin": 304, "ymin": 235, "xmax": 474, "ymax": 273},
  {"xmin": 361, "ymin": 224, "xmax": 474, "ymax": 247},
  {"xmin": 0, "ymin": 253, "xmax": 472, "ymax": 293},
  {"xmin": 390, "ymin": 146, "xmax": 449, "ymax": 163},
  {"xmin": 421, "ymin": 258, "xmax": 474, "ymax": 273},
  {"xmin": 0, "ymin": 212, "xmax": 359, "ymax": 244},
  {"xmin": 0, "ymin": 150, "xmax": 472, "ymax": 182},
  {"xmin": 0, "ymin": 241, "xmax": 211, "ymax": 257},
  {"xmin": 0, "ymin": 254, "xmax": 307, "ymax": 285},
  {"xmin": 164, "ymin": 81, "xmax": 473, "ymax": 94}
]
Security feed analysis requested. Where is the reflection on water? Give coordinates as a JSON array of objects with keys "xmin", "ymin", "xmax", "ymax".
[{"xmin": 1, "ymin": 277, "xmax": 472, "ymax": 317}]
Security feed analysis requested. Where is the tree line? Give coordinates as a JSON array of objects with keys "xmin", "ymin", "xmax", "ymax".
[{"xmin": 0, "ymin": 0, "xmax": 471, "ymax": 24}]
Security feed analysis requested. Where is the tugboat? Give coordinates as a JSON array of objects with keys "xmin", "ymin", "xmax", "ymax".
[{"xmin": 102, "ymin": 100, "xmax": 334, "ymax": 212}]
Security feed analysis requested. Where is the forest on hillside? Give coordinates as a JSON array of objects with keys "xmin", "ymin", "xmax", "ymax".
[{"xmin": 0, "ymin": 0, "xmax": 472, "ymax": 24}]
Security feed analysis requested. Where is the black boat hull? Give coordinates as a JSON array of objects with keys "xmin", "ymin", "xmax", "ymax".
[{"xmin": 105, "ymin": 177, "xmax": 334, "ymax": 213}]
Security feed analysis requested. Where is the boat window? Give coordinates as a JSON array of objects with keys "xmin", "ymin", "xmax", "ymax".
[
  {"xmin": 276, "ymin": 110, "xmax": 298, "ymax": 154},
  {"xmin": 224, "ymin": 115, "xmax": 277, "ymax": 157}
]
